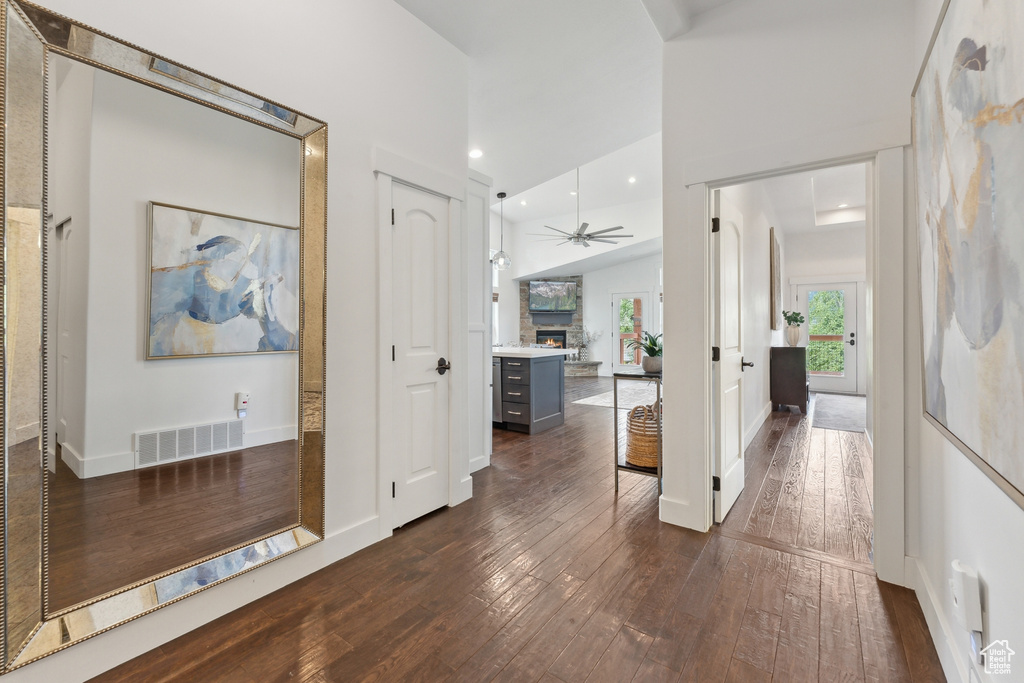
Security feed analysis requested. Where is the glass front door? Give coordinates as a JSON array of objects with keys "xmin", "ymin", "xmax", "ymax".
[
  {"xmin": 612, "ymin": 293, "xmax": 647, "ymax": 370},
  {"xmin": 798, "ymin": 282, "xmax": 858, "ymax": 393}
]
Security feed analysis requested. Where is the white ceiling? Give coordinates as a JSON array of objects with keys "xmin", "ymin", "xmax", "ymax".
[
  {"xmin": 392, "ymin": 0, "xmax": 733, "ymax": 200},
  {"xmin": 498, "ymin": 132, "xmax": 662, "ymax": 224},
  {"xmin": 741, "ymin": 162, "xmax": 868, "ymax": 235}
]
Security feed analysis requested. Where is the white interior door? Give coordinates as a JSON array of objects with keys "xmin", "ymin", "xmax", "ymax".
[
  {"xmin": 797, "ymin": 282, "xmax": 858, "ymax": 393},
  {"xmin": 392, "ymin": 182, "xmax": 450, "ymax": 527},
  {"xmin": 713, "ymin": 192, "xmax": 745, "ymax": 523}
]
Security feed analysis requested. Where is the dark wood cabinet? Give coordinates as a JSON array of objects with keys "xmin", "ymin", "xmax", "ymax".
[{"xmin": 770, "ymin": 347, "xmax": 809, "ymax": 414}]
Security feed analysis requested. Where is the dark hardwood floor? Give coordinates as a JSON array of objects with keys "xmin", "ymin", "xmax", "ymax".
[
  {"xmin": 48, "ymin": 441, "xmax": 298, "ymax": 612},
  {"xmin": 90, "ymin": 378, "xmax": 944, "ymax": 682},
  {"xmin": 721, "ymin": 409, "xmax": 874, "ymax": 567}
]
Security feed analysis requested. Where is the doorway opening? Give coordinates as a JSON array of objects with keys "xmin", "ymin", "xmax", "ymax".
[{"xmin": 709, "ymin": 160, "xmax": 873, "ymax": 568}]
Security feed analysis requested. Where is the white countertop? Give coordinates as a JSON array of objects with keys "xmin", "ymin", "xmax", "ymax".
[{"xmin": 492, "ymin": 347, "xmax": 576, "ymax": 358}]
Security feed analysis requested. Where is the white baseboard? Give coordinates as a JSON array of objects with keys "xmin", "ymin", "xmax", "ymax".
[
  {"xmin": 245, "ymin": 425, "xmax": 298, "ymax": 448},
  {"xmin": 60, "ymin": 443, "xmax": 135, "ymax": 479},
  {"xmin": 744, "ymin": 401, "xmax": 772, "ymax": 450},
  {"xmin": 15, "ymin": 421, "xmax": 40, "ymax": 444},
  {"xmin": 61, "ymin": 427, "xmax": 298, "ymax": 479},
  {"xmin": 659, "ymin": 493, "xmax": 710, "ymax": 532},
  {"xmin": 12, "ymin": 516, "xmax": 384, "ymax": 683},
  {"xmin": 906, "ymin": 556, "xmax": 970, "ymax": 683},
  {"xmin": 469, "ymin": 453, "xmax": 490, "ymax": 473}
]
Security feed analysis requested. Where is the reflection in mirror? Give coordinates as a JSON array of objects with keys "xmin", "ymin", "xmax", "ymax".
[
  {"xmin": 43, "ymin": 52, "xmax": 301, "ymax": 614},
  {"xmin": 2, "ymin": 0, "xmax": 326, "ymax": 669},
  {"xmin": 5, "ymin": 1, "xmax": 46, "ymax": 661}
]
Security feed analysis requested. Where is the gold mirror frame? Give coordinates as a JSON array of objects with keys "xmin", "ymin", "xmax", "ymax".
[{"xmin": 0, "ymin": 0, "xmax": 326, "ymax": 671}]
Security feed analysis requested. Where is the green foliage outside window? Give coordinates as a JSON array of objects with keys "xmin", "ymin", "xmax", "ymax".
[
  {"xmin": 807, "ymin": 290, "xmax": 845, "ymax": 374},
  {"xmin": 619, "ymin": 299, "xmax": 635, "ymax": 334}
]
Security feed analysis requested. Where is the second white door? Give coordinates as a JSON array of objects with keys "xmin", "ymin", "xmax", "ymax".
[{"xmin": 392, "ymin": 182, "xmax": 450, "ymax": 527}]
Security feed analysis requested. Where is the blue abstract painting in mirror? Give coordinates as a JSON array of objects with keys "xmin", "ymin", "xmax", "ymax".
[{"xmin": 147, "ymin": 202, "xmax": 300, "ymax": 358}]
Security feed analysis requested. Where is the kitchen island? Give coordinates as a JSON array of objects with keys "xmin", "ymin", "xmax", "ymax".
[{"xmin": 492, "ymin": 347, "xmax": 573, "ymax": 434}]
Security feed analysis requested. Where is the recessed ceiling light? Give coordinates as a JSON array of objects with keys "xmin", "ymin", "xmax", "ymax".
[
  {"xmin": 469, "ymin": 149, "xmax": 483, "ymax": 159},
  {"xmin": 628, "ymin": 177, "xmax": 636, "ymax": 184},
  {"xmin": 838, "ymin": 203, "xmax": 849, "ymax": 208},
  {"xmin": 520, "ymin": 200, "xmax": 527, "ymax": 206},
  {"xmin": 569, "ymin": 191, "xmax": 577, "ymax": 196}
]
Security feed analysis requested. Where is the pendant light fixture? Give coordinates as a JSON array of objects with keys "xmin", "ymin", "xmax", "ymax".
[{"xmin": 493, "ymin": 191, "xmax": 511, "ymax": 271}]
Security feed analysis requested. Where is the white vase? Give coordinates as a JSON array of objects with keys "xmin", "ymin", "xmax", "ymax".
[
  {"xmin": 786, "ymin": 324, "xmax": 800, "ymax": 346},
  {"xmin": 641, "ymin": 356, "xmax": 662, "ymax": 373}
]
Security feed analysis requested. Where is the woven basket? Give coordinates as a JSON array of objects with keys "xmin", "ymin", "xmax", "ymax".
[{"xmin": 625, "ymin": 403, "xmax": 660, "ymax": 468}]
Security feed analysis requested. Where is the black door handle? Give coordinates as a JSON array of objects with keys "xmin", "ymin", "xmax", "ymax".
[
  {"xmin": 741, "ymin": 357, "xmax": 754, "ymax": 371},
  {"xmin": 847, "ymin": 339, "xmax": 856, "ymax": 346},
  {"xmin": 436, "ymin": 357, "xmax": 451, "ymax": 375}
]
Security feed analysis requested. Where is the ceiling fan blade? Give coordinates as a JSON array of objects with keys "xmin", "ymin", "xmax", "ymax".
[
  {"xmin": 588, "ymin": 238, "xmax": 622, "ymax": 244},
  {"xmin": 544, "ymin": 225, "xmax": 575, "ymax": 236},
  {"xmin": 586, "ymin": 226, "xmax": 627, "ymax": 236},
  {"xmin": 580, "ymin": 240, "xmax": 590, "ymax": 248},
  {"xmin": 574, "ymin": 222, "xmax": 589, "ymax": 236}
]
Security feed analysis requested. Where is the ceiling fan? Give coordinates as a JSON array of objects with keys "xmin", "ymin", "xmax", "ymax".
[{"xmin": 530, "ymin": 168, "xmax": 633, "ymax": 248}]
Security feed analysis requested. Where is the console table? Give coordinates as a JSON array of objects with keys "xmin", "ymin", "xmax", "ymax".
[{"xmin": 613, "ymin": 369, "xmax": 662, "ymax": 494}]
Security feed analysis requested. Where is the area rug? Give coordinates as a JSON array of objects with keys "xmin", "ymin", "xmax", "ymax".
[
  {"xmin": 811, "ymin": 392, "xmax": 866, "ymax": 432},
  {"xmin": 573, "ymin": 381, "xmax": 660, "ymax": 410}
]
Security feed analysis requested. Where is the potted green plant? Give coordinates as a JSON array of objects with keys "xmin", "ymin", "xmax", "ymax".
[
  {"xmin": 627, "ymin": 331, "xmax": 663, "ymax": 373},
  {"xmin": 782, "ymin": 310, "xmax": 805, "ymax": 346}
]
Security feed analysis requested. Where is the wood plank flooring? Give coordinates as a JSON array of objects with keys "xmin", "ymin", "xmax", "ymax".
[
  {"xmin": 90, "ymin": 379, "xmax": 943, "ymax": 682},
  {"xmin": 48, "ymin": 440, "xmax": 298, "ymax": 612},
  {"xmin": 722, "ymin": 409, "xmax": 874, "ymax": 567}
]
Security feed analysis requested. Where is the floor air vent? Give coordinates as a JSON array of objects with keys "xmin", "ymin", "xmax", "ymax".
[{"xmin": 134, "ymin": 419, "xmax": 244, "ymax": 469}]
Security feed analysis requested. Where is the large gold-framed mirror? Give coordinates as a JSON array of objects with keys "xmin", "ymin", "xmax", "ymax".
[{"xmin": 1, "ymin": 0, "xmax": 326, "ymax": 671}]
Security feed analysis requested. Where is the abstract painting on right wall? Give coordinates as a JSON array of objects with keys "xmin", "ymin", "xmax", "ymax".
[{"xmin": 914, "ymin": 0, "xmax": 1024, "ymax": 507}]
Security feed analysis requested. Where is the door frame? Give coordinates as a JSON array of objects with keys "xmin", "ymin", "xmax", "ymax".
[
  {"xmin": 791, "ymin": 277, "xmax": 866, "ymax": 394},
  {"xmin": 673, "ymin": 148, "xmax": 905, "ymax": 585},
  {"xmin": 375, "ymin": 149, "xmax": 471, "ymax": 538}
]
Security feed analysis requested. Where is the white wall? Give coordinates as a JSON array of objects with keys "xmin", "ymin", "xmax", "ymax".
[
  {"xmin": 14, "ymin": 0, "xmax": 468, "ymax": 680},
  {"xmin": 661, "ymin": 0, "xmax": 915, "ymax": 540},
  {"xmin": 904, "ymin": 3, "xmax": 1024, "ymax": 681},
  {"xmin": 60, "ymin": 65, "xmax": 301, "ymax": 477},
  {"xmin": 490, "ymin": 209, "xmax": 523, "ymax": 346},
  {"xmin": 580, "ymin": 253, "xmax": 662, "ymax": 376},
  {"xmin": 783, "ymin": 225, "xmax": 866, "ymax": 280},
  {"xmin": 719, "ymin": 182, "xmax": 782, "ymax": 447}
]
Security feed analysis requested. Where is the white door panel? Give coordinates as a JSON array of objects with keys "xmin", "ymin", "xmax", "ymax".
[
  {"xmin": 393, "ymin": 183, "xmax": 450, "ymax": 527},
  {"xmin": 714, "ymin": 193, "xmax": 745, "ymax": 523}
]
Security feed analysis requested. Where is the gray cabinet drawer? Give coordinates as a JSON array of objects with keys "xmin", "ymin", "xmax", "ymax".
[
  {"xmin": 503, "ymin": 386, "xmax": 529, "ymax": 404},
  {"xmin": 502, "ymin": 404, "xmax": 530, "ymax": 424},
  {"xmin": 502, "ymin": 370, "xmax": 530, "ymax": 385},
  {"xmin": 501, "ymin": 358, "xmax": 528, "ymax": 370}
]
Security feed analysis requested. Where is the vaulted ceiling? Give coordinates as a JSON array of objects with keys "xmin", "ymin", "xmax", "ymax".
[{"xmin": 392, "ymin": 0, "xmax": 735, "ymax": 201}]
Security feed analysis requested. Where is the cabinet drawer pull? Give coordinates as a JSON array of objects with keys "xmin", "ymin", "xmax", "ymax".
[
  {"xmin": 508, "ymin": 376, "xmax": 522, "ymax": 380},
  {"xmin": 508, "ymin": 411, "xmax": 522, "ymax": 416},
  {"xmin": 507, "ymin": 361, "xmax": 521, "ymax": 366},
  {"xmin": 508, "ymin": 392, "xmax": 521, "ymax": 396}
]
